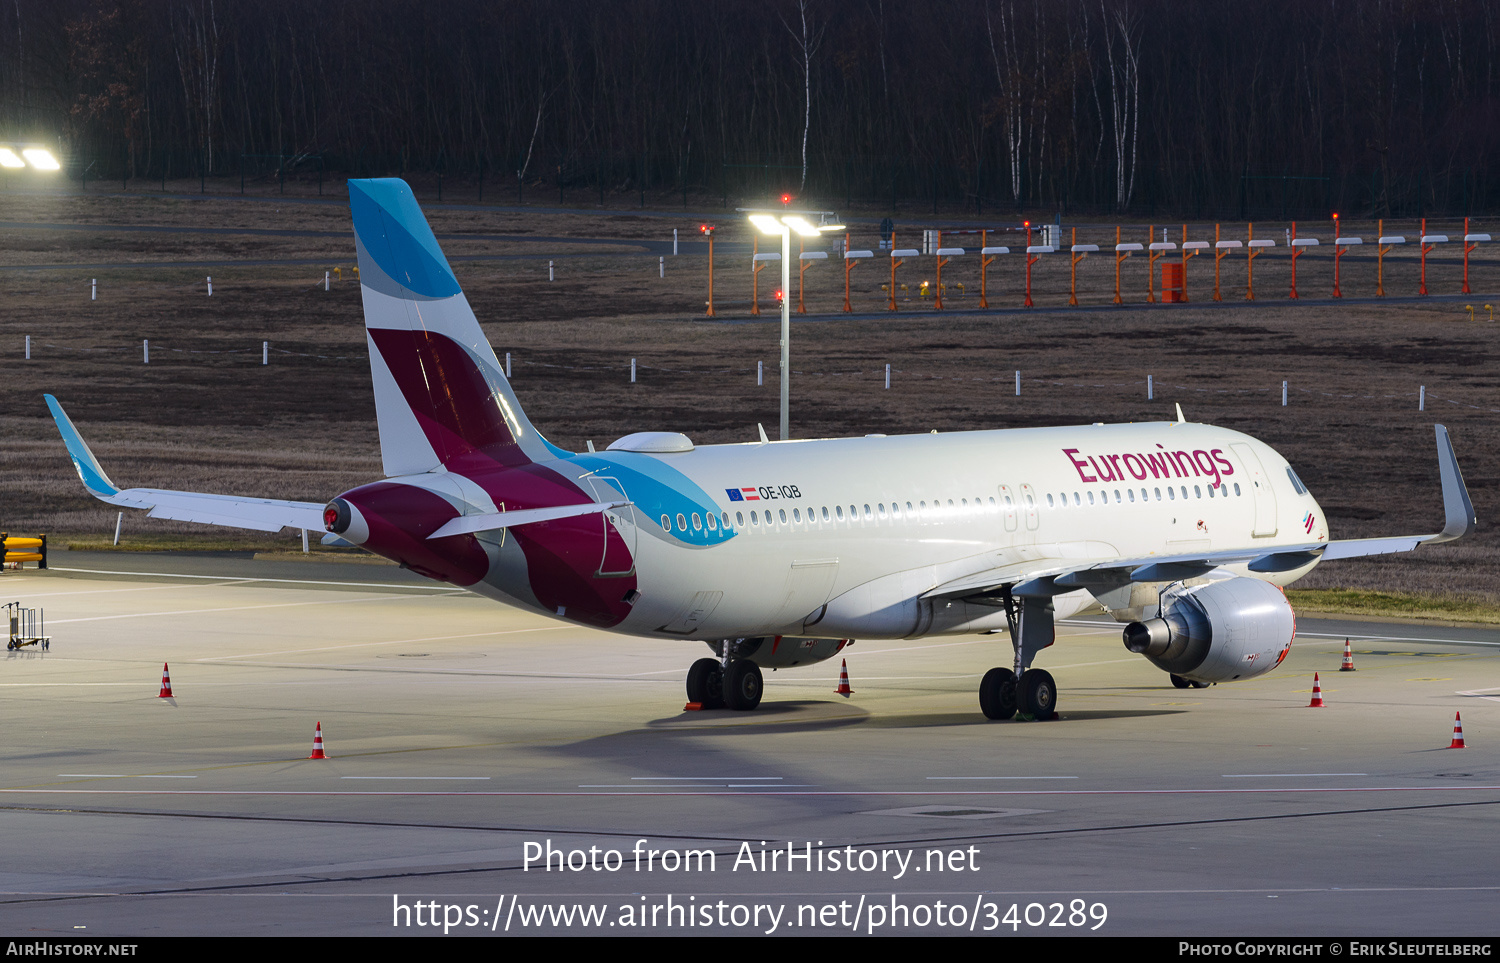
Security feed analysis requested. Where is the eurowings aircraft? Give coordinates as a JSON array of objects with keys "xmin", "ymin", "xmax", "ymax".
[{"xmin": 46, "ymin": 178, "xmax": 1476, "ymax": 720}]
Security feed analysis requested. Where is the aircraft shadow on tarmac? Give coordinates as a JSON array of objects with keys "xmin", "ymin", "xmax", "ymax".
[{"xmin": 641, "ymin": 702, "xmax": 1188, "ymax": 731}]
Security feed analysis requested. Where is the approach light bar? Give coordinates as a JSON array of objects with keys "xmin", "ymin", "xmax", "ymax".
[{"xmin": 0, "ymin": 148, "xmax": 23, "ymax": 169}]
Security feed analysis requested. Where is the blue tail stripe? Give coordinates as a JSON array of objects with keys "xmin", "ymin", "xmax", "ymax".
[{"xmin": 348, "ymin": 179, "xmax": 461, "ymax": 299}]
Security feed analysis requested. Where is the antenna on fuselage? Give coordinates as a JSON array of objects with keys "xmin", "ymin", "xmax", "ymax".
[
  {"xmin": 1175, "ymin": 403, "xmax": 1186, "ymax": 424},
  {"xmin": 757, "ymin": 423, "xmax": 770, "ymax": 444}
]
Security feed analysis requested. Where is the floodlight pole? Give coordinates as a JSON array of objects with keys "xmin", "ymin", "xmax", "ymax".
[{"xmin": 778, "ymin": 223, "xmax": 791, "ymax": 440}]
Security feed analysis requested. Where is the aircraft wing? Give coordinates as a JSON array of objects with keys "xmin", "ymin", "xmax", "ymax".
[
  {"xmin": 46, "ymin": 394, "xmax": 326, "ymax": 534},
  {"xmin": 925, "ymin": 424, "xmax": 1475, "ymax": 601}
]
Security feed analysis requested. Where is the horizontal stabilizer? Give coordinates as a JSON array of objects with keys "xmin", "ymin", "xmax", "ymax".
[{"xmin": 427, "ymin": 501, "xmax": 629, "ymax": 539}]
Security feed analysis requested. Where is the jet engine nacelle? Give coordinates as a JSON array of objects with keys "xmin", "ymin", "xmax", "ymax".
[
  {"xmin": 1122, "ymin": 577, "xmax": 1294, "ymax": 684},
  {"xmin": 706, "ymin": 636, "xmax": 851, "ymax": 669}
]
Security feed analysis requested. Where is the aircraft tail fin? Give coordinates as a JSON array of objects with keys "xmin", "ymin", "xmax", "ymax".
[{"xmin": 349, "ymin": 178, "xmax": 564, "ymax": 475}]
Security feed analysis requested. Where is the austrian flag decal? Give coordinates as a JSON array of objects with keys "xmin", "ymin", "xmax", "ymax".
[{"xmin": 726, "ymin": 487, "xmax": 760, "ymax": 501}]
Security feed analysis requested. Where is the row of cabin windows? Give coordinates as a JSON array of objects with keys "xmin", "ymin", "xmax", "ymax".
[
  {"xmin": 657, "ymin": 482, "xmax": 1245, "ymax": 534},
  {"xmin": 1046, "ymin": 481, "xmax": 1243, "ymax": 507},
  {"xmin": 661, "ymin": 497, "xmax": 1001, "ymax": 534}
]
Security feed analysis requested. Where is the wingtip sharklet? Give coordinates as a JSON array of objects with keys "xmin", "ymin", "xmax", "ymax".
[
  {"xmin": 45, "ymin": 394, "xmax": 121, "ymax": 499},
  {"xmin": 1432, "ymin": 424, "xmax": 1477, "ymax": 542}
]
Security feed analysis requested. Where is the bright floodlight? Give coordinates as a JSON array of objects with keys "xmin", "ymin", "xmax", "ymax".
[
  {"xmin": 0, "ymin": 148, "xmax": 23, "ymax": 169},
  {"xmin": 781, "ymin": 215, "xmax": 821, "ymax": 237},
  {"xmin": 748, "ymin": 214, "xmax": 783, "ymax": 235},
  {"xmin": 22, "ymin": 148, "xmax": 59, "ymax": 171}
]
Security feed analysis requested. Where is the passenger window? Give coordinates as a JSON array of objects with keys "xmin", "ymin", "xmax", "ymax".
[
  {"xmin": 751, "ymin": 511, "xmax": 759, "ymax": 525},
  {"xmin": 792, "ymin": 508, "xmax": 801, "ymax": 522},
  {"xmin": 1088, "ymin": 491, "xmax": 1095, "ymax": 505},
  {"xmin": 707, "ymin": 513, "xmax": 716, "ymax": 530},
  {"xmin": 1168, "ymin": 488, "xmax": 1175, "ymax": 500},
  {"xmin": 736, "ymin": 511, "xmax": 745, "ymax": 526},
  {"xmin": 1047, "ymin": 494, "xmax": 1055, "ymax": 507},
  {"xmin": 661, "ymin": 515, "xmax": 670, "ymax": 531},
  {"xmin": 864, "ymin": 504, "xmax": 872, "ymax": 518},
  {"xmin": 692, "ymin": 513, "xmax": 702, "ymax": 530},
  {"xmin": 1194, "ymin": 486, "xmax": 1201, "ymax": 498},
  {"xmin": 1234, "ymin": 483, "xmax": 1241, "ymax": 496},
  {"xmin": 1155, "ymin": 488, "xmax": 1161, "ymax": 500},
  {"xmin": 1114, "ymin": 490, "xmax": 1121, "ymax": 502},
  {"xmin": 836, "ymin": 505, "xmax": 844, "ymax": 520},
  {"xmin": 677, "ymin": 513, "xmax": 688, "ymax": 531},
  {"xmin": 779, "ymin": 509, "xmax": 788, "ymax": 524},
  {"xmin": 1128, "ymin": 489, "xmax": 1135, "ymax": 502}
]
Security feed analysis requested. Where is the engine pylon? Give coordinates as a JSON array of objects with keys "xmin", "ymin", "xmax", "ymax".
[
  {"xmin": 1308, "ymin": 672, "xmax": 1325, "ymax": 708},
  {"xmin": 834, "ymin": 658, "xmax": 854, "ymax": 697}
]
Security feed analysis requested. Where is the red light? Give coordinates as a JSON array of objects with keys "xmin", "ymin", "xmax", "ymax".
[
  {"xmin": 780, "ymin": 193, "xmax": 792, "ymax": 206},
  {"xmin": 773, "ymin": 289, "xmax": 784, "ymax": 302},
  {"xmin": 700, "ymin": 223, "xmax": 714, "ymax": 236},
  {"xmin": 1024, "ymin": 220, "xmax": 1031, "ymax": 228}
]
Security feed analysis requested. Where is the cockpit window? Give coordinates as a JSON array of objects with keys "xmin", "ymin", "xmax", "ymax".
[{"xmin": 1285, "ymin": 467, "xmax": 1307, "ymax": 495}]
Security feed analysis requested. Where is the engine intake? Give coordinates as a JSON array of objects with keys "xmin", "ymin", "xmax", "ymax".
[{"xmin": 1123, "ymin": 577, "xmax": 1295, "ymax": 684}]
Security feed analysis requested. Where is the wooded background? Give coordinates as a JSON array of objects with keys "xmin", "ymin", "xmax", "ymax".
[{"xmin": 2, "ymin": 0, "xmax": 1497, "ymax": 217}]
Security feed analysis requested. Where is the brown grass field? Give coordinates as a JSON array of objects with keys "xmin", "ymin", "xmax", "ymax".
[{"xmin": 3, "ymin": 184, "xmax": 1499, "ymax": 611}]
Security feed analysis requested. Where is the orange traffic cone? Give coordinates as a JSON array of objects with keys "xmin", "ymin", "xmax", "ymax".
[
  {"xmin": 1340, "ymin": 639, "xmax": 1356, "ymax": 671},
  {"xmin": 1308, "ymin": 672, "xmax": 1325, "ymax": 707},
  {"xmin": 308, "ymin": 722, "xmax": 327, "ymax": 759},
  {"xmin": 1449, "ymin": 712, "xmax": 1466, "ymax": 749},
  {"xmin": 834, "ymin": 659, "xmax": 853, "ymax": 697},
  {"xmin": 158, "ymin": 663, "xmax": 174, "ymax": 698}
]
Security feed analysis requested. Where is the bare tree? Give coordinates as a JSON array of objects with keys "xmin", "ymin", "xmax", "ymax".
[{"xmin": 782, "ymin": 0, "xmax": 824, "ymax": 191}]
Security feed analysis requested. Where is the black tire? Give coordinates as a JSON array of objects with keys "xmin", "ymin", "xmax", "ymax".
[
  {"xmin": 686, "ymin": 658, "xmax": 724, "ymax": 709},
  {"xmin": 723, "ymin": 660, "xmax": 763, "ymax": 711},
  {"xmin": 979, "ymin": 667, "xmax": 1018, "ymax": 720},
  {"xmin": 1017, "ymin": 669, "xmax": 1057, "ymax": 720},
  {"xmin": 1189, "ymin": 679, "xmax": 1211, "ymax": 689},
  {"xmin": 1170, "ymin": 673, "xmax": 1191, "ymax": 689}
]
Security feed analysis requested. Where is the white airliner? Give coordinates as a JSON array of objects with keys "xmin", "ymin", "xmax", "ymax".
[{"xmin": 47, "ymin": 179, "xmax": 1476, "ymax": 719}]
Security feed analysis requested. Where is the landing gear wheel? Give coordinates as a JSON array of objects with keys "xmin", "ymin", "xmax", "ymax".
[
  {"xmin": 1017, "ymin": 669, "xmax": 1057, "ymax": 720},
  {"xmin": 1189, "ymin": 679, "xmax": 1211, "ymax": 689},
  {"xmin": 1170, "ymin": 673, "xmax": 1191, "ymax": 689},
  {"xmin": 723, "ymin": 659, "xmax": 763, "ymax": 711},
  {"xmin": 979, "ymin": 667, "xmax": 1018, "ymax": 720},
  {"xmin": 686, "ymin": 658, "xmax": 724, "ymax": 709}
]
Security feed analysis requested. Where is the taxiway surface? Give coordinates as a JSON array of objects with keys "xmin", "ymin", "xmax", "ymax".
[{"xmin": 1, "ymin": 550, "xmax": 1496, "ymax": 937}]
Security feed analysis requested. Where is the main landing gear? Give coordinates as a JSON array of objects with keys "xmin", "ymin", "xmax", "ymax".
[
  {"xmin": 978, "ymin": 586, "xmax": 1059, "ymax": 721},
  {"xmin": 686, "ymin": 650, "xmax": 763, "ymax": 711},
  {"xmin": 1169, "ymin": 674, "xmax": 1211, "ymax": 689}
]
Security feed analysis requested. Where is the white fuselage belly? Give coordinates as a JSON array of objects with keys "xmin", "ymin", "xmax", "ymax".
[{"xmin": 602, "ymin": 421, "xmax": 1325, "ymax": 641}]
